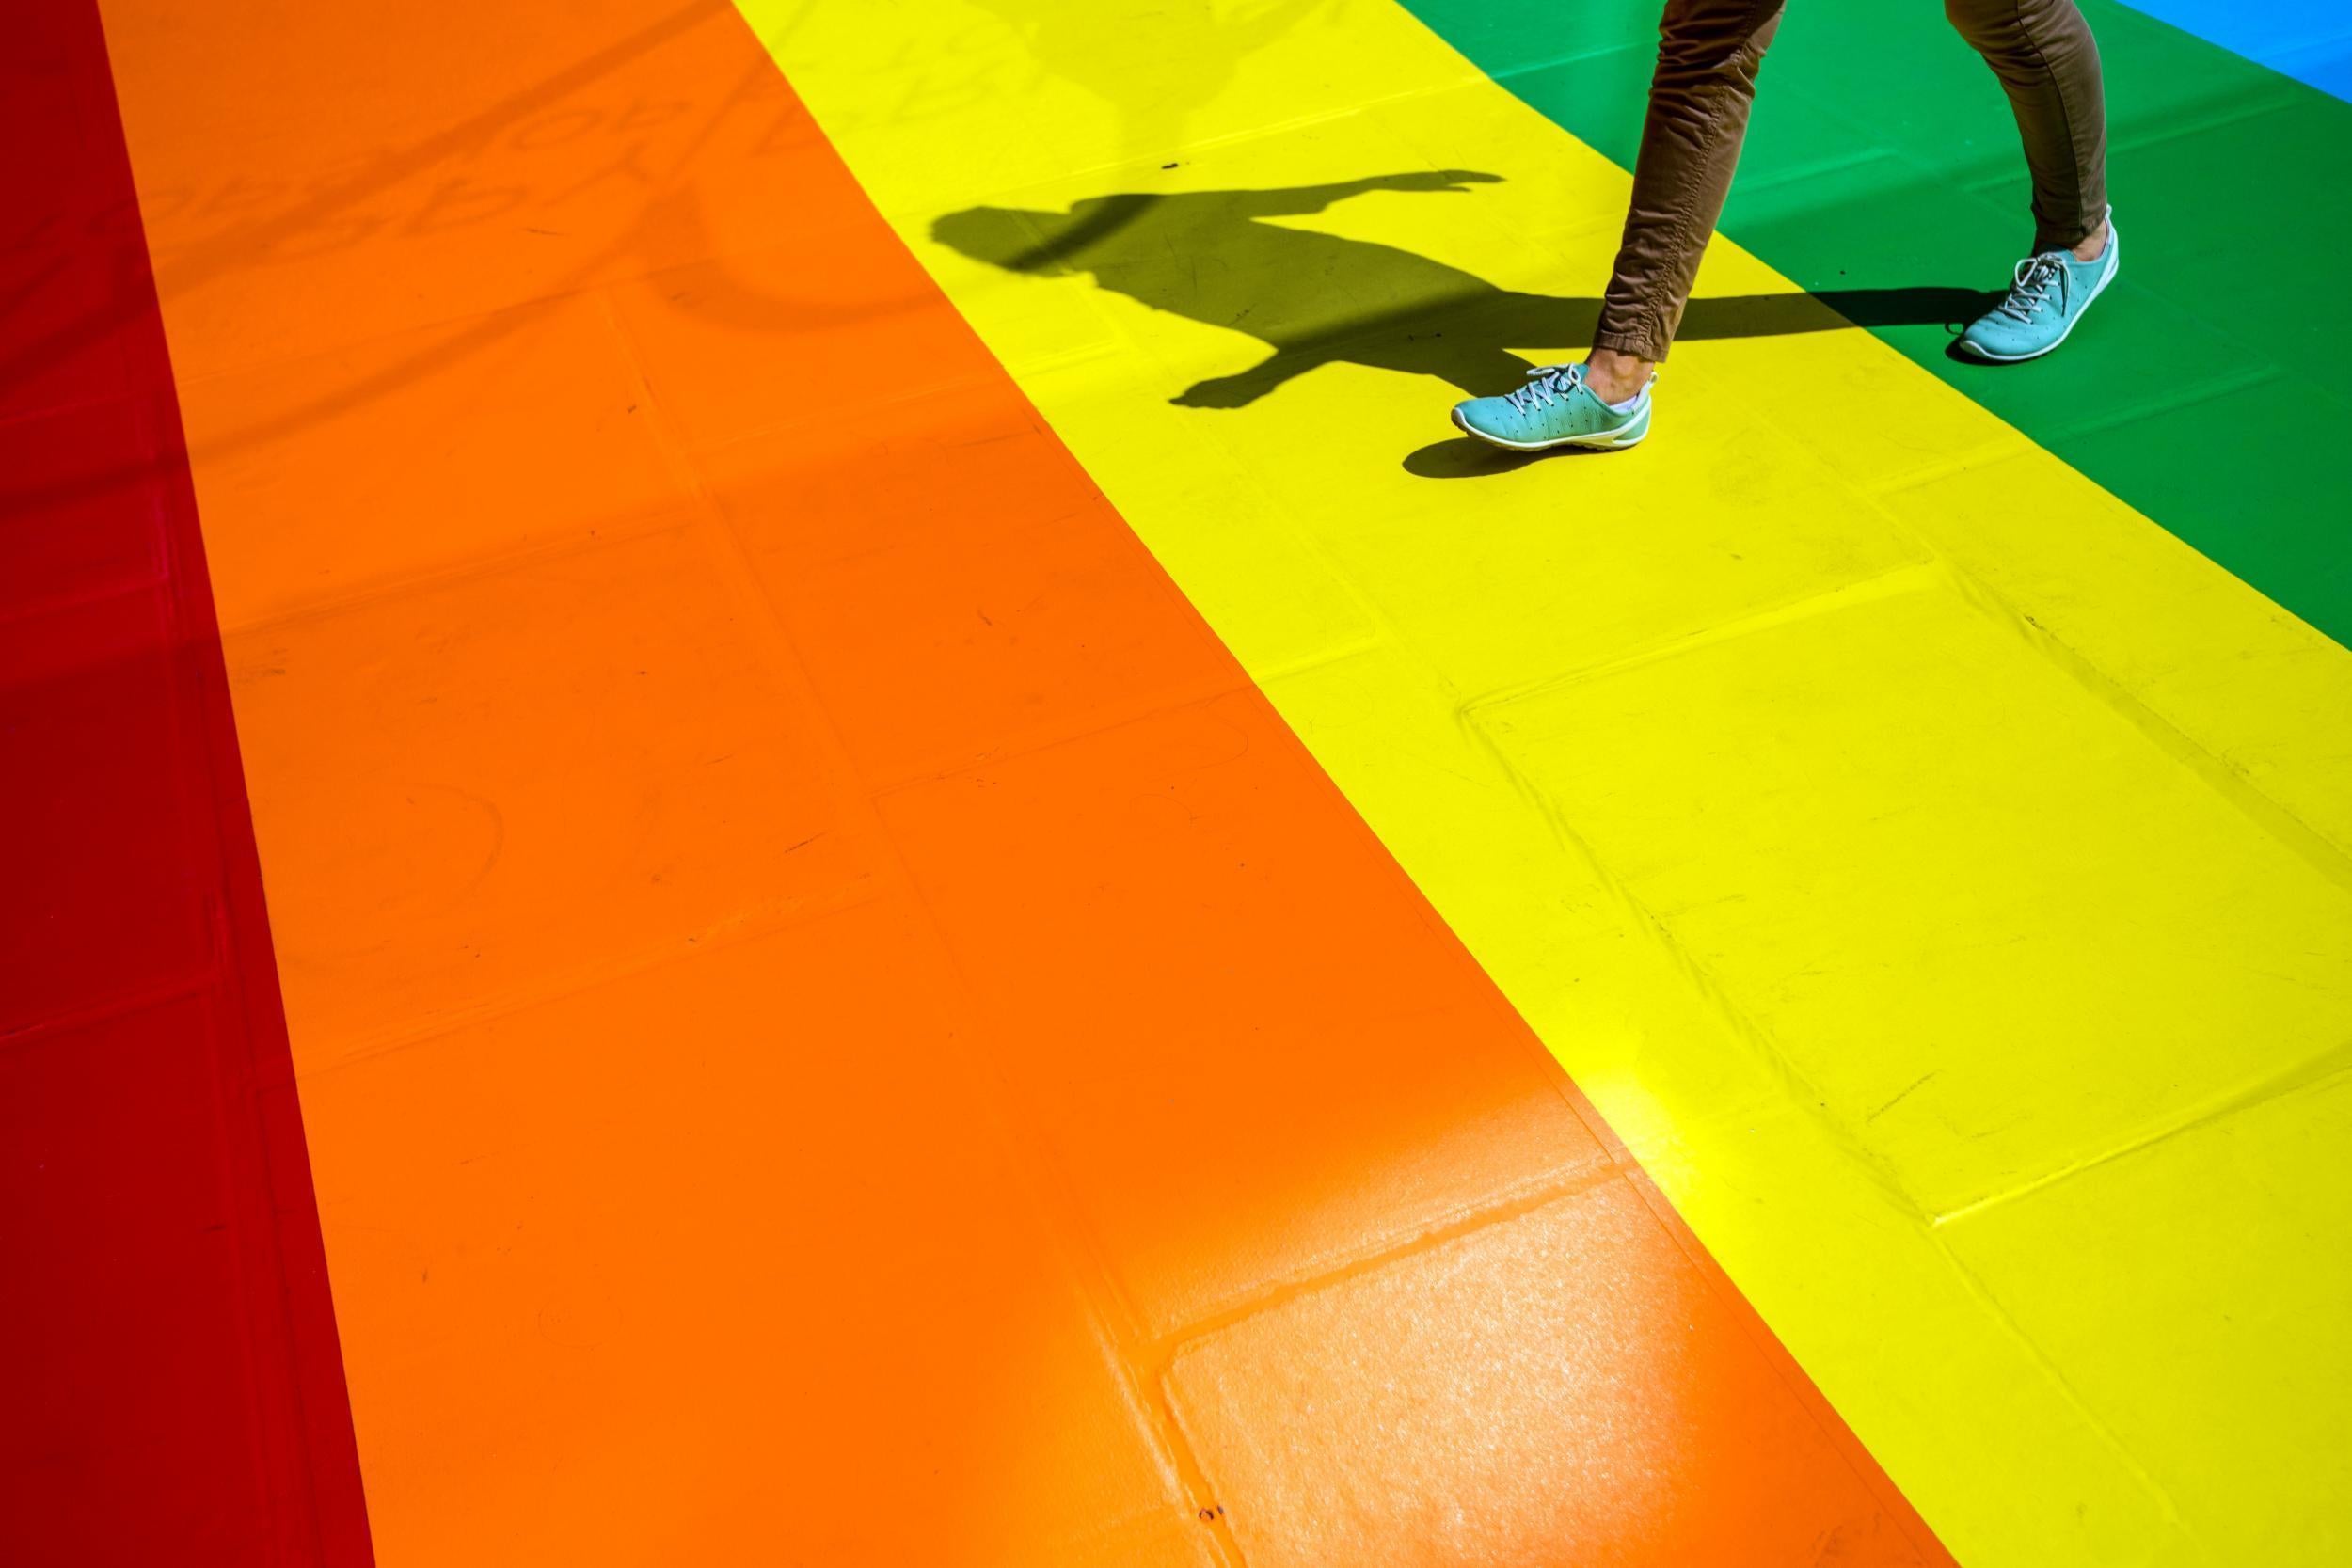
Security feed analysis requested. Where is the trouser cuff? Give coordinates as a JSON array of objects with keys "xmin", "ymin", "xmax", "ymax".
[{"xmin": 1593, "ymin": 326, "xmax": 1670, "ymax": 364}]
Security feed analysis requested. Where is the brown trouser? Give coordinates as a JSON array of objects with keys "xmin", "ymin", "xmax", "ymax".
[{"xmin": 1596, "ymin": 0, "xmax": 2109, "ymax": 361}]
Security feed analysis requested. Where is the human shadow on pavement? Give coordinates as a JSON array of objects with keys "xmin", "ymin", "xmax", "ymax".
[{"xmin": 933, "ymin": 172, "xmax": 1992, "ymax": 467}]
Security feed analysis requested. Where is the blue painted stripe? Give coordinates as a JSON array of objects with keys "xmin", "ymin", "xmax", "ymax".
[{"xmin": 2113, "ymin": 0, "xmax": 2352, "ymax": 101}]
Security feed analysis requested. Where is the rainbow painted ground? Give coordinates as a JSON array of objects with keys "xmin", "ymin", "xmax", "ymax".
[{"xmin": 7, "ymin": 2, "xmax": 2347, "ymax": 1565}]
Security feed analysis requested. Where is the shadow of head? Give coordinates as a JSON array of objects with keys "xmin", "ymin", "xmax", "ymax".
[{"xmin": 932, "ymin": 195, "xmax": 1164, "ymax": 276}]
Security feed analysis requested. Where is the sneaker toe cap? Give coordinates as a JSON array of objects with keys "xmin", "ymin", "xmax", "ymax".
[
  {"xmin": 1452, "ymin": 395, "xmax": 1518, "ymax": 438},
  {"xmin": 1960, "ymin": 316, "xmax": 2034, "ymax": 358}
]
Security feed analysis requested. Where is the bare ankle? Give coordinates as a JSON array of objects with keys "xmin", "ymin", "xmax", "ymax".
[
  {"xmin": 2071, "ymin": 215, "xmax": 2111, "ymax": 263},
  {"xmin": 1584, "ymin": 348, "xmax": 1655, "ymax": 404}
]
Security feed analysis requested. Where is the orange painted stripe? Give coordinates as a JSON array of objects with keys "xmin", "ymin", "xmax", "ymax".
[{"xmin": 97, "ymin": 1, "xmax": 1954, "ymax": 1561}]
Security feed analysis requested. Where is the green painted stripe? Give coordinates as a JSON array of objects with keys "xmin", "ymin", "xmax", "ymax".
[{"xmin": 1400, "ymin": 0, "xmax": 2352, "ymax": 645}]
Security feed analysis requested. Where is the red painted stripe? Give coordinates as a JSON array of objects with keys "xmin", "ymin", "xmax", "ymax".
[{"xmin": 0, "ymin": 5, "xmax": 373, "ymax": 1563}]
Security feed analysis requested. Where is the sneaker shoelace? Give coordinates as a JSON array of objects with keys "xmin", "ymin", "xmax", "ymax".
[
  {"xmin": 1503, "ymin": 362, "xmax": 1585, "ymax": 415},
  {"xmin": 1994, "ymin": 253, "xmax": 2070, "ymax": 323}
]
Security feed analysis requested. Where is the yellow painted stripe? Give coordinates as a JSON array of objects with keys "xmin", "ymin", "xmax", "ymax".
[{"xmin": 742, "ymin": 2, "xmax": 2352, "ymax": 1562}]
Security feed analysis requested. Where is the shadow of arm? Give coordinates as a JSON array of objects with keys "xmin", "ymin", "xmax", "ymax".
[{"xmin": 1224, "ymin": 169, "xmax": 1503, "ymax": 217}]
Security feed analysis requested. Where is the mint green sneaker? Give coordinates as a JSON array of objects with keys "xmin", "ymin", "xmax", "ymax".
[
  {"xmin": 1958, "ymin": 219, "xmax": 2119, "ymax": 363},
  {"xmin": 1451, "ymin": 362, "xmax": 1652, "ymax": 451}
]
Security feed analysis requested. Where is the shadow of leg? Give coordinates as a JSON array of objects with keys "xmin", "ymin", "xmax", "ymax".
[
  {"xmin": 1174, "ymin": 351, "xmax": 1317, "ymax": 408},
  {"xmin": 1682, "ymin": 285, "xmax": 2000, "ymax": 340}
]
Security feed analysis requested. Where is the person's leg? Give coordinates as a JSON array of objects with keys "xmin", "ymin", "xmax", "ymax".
[
  {"xmin": 1448, "ymin": 0, "xmax": 1782, "ymax": 451},
  {"xmin": 1948, "ymin": 0, "xmax": 2118, "ymax": 360},
  {"xmin": 1586, "ymin": 0, "xmax": 1788, "ymax": 401},
  {"xmin": 1945, "ymin": 0, "xmax": 2108, "ymax": 257}
]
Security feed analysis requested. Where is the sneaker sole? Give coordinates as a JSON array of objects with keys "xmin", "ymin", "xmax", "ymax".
[
  {"xmin": 1956, "ymin": 240, "xmax": 2120, "ymax": 364},
  {"xmin": 1451, "ymin": 404, "xmax": 1650, "ymax": 451}
]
